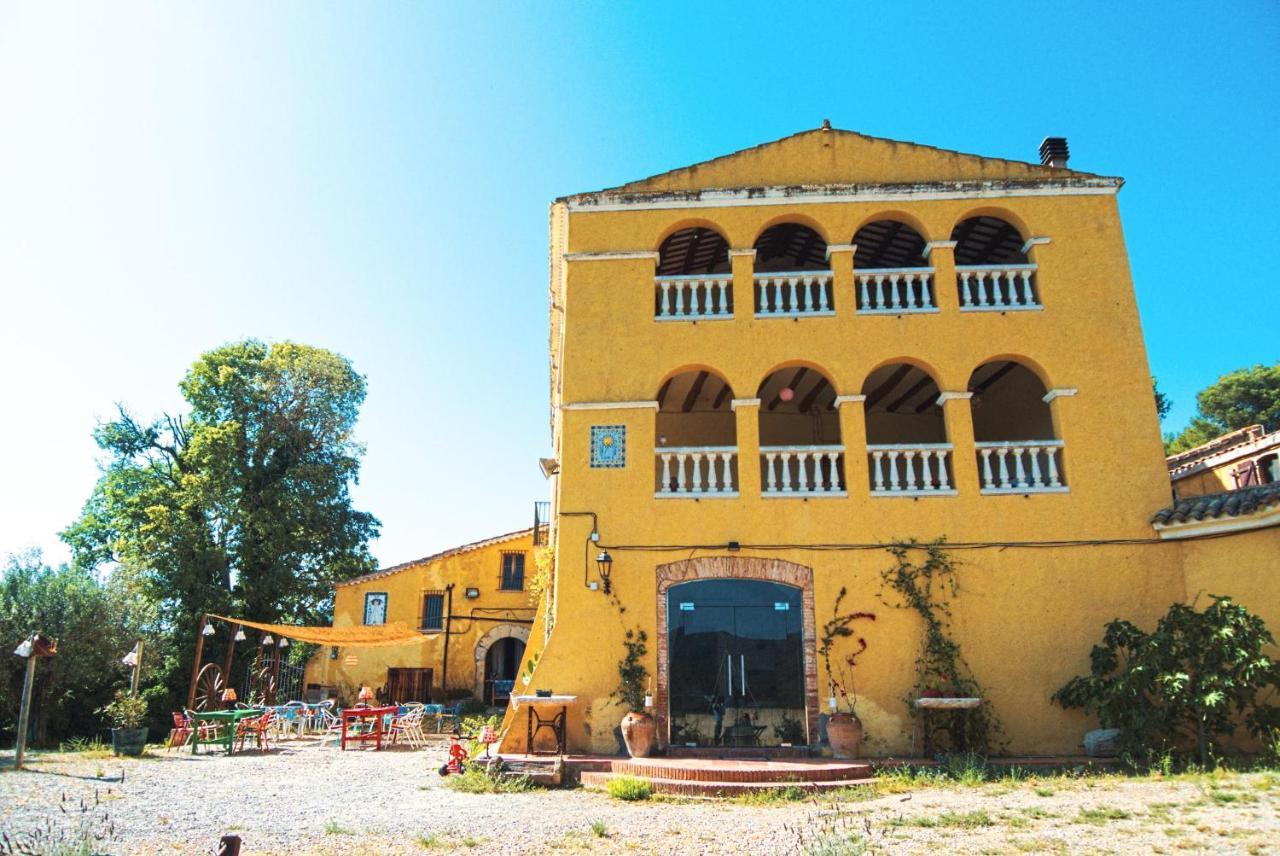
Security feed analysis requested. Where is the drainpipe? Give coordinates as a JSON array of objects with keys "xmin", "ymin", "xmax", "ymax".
[{"xmin": 440, "ymin": 584, "xmax": 454, "ymax": 701}]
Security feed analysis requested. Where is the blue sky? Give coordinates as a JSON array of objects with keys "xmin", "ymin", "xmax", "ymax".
[{"xmin": 1, "ymin": 2, "xmax": 1277, "ymax": 569}]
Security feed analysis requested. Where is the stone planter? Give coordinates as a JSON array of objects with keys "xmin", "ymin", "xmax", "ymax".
[
  {"xmin": 111, "ymin": 727, "xmax": 148, "ymax": 757},
  {"xmin": 620, "ymin": 711, "xmax": 656, "ymax": 758},
  {"xmin": 826, "ymin": 712, "xmax": 862, "ymax": 759}
]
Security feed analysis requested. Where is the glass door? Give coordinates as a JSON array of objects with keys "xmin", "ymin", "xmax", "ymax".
[{"xmin": 667, "ymin": 579, "xmax": 806, "ymax": 747}]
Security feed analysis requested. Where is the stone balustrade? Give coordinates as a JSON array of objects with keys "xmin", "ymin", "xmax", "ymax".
[
  {"xmin": 975, "ymin": 440, "xmax": 1067, "ymax": 493},
  {"xmin": 956, "ymin": 264, "xmax": 1040, "ymax": 310},
  {"xmin": 754, "ymin": 272, "xmax": 835, "ymax": 317},
  {"xmin": 655, "ymin": 274, "xmax": 734, "ymax": 320},
  {"xmin": 855, "ymin": 268, "xmax": 937, "ymax": 314},
  {"xmin": 760, "ymin": 445, "xmax": 846, "ymax": 496},
  {"xmin": 867, "ymin": 444, "xmax": 956, "ymax": 495},
  {"xmin": 655, "ymin": 447, "xmax": 739, "ymax": 497}
]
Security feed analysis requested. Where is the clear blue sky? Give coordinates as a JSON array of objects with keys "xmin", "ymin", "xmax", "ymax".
[{"xmin": 2, "ymin": 2, "xmax": 1277, "ymax": 569}]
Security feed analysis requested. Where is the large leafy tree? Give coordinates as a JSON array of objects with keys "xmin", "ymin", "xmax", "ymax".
[
  {"xmin": 62, "ymin": 340, "xmax": 380, "ymax": 707},
  {"xmin": 1165, "ymin": 363, "xmax": 1280, "ymax": 454}
]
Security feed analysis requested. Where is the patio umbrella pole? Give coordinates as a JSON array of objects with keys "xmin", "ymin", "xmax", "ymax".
[{"xmin": 13, "ymin": 652, "xmax": 37, "ymax": 770}]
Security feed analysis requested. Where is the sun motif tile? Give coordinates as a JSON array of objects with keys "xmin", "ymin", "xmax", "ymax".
[{"xmin": 590, "ymin": 425, "xmax": 626, "ymax": 468}]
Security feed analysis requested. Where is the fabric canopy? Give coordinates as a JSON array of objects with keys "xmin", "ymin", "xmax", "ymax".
[{"xmin": 208, "ymin": 614, "xmax": 425, "ymax": 647}]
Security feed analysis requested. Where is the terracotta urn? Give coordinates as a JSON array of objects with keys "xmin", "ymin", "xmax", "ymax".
[
  {"xmin": 827, "ymin": 712, "xmax": 863, "ymax": 759},
  {"xmin": 620, "ymin": 711, "xmax": 656, "ymax": 758}
]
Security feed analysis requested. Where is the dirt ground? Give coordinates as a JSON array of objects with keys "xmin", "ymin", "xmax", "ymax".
[{"xmin": 1, "ymin": 741, "xmax": 1277, "ymax": 855}]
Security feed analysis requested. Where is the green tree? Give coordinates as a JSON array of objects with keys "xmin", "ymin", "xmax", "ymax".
[
  {"xmin": 1166, "ymin": 363, "xmax": 1280, "ymax": 454},
  {"xmin": 1052, "ymin": 596, "xmax": 1280, "ymax": 765},
  {"xmin": 61, "ymin": 340, "xmax": 380, "ymax": 709},
  {"xmin": 0, "ymin": 550, "xmax": 155, "ymax": 746},
  {"xmin": 1152, "ymin": 377, "xmax": 1171, "ymax": 421}
]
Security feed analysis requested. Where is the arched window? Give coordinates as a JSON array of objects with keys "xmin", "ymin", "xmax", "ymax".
[
  {"xmin": 753, "ymin": 224, "xmax": 833, "ymax": 317},
  {"xmin": 756, "ymin": 366, "xmax": 844, "ymax": 496},
  {"xmin": 655, "ymin": 227, "xmax": 733, "ymax": 320},
  {"xmin": 852, "ymin": 219, "xmax": 934, "ymax": 312},
  {"xmin": 860, "ymin": 363, "xmax": 952, "ymax": 495},
  {"xmin": 968, "ymin": 360, "xmax": 1066, "ymax": 493},
  {"xmin": 655, "ymin": 370, "xmax": 737, "ymax": 497},
  {"xmin": 950, "ymin": 216, "xmax": 1040, "ymax": 310}
]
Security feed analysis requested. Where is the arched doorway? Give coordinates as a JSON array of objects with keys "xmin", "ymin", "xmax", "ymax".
[{"xmin": 473, "ymin": 623, "xmax": 530, "ymax": 704}]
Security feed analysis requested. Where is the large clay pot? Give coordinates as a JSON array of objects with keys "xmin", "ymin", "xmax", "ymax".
[
  {"xmin": 620, "ymin": 711, "xmax": 656, "ymax": 758},
  {"xmin": 111, "ymin": 727, "xmax": 148, "ymax": 757},
  {"xmin": 826, "ymin": 712, "xmax": 862, "ymax": 759}
]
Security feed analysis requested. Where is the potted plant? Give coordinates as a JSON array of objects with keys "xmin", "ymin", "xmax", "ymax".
[
  {"xmin": 615, "ymin": 628, "xmax": 655, "ymax": 757},
  {"xmin": 100, "ymin": 690, "xmax": 149, "ymax": 757},
  {"xmin": 819, "ymin": 588, "xmax": 876, "ymax": 759}
]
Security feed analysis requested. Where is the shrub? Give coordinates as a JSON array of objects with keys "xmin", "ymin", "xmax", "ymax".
[
  {"xmin": 98, "ymin": 691, "xmax": 148, "ymax": 730},
  {"xmin": 605, "ymin": 775, "xmax": 653, "ymax": 801},
  {"xmin": 1053, "ymin": 596, "xmax": 1280, "ymax": 765},
  {"xmin": 442, "ymin": 762, "xmax": 534, "ymax": 794}
]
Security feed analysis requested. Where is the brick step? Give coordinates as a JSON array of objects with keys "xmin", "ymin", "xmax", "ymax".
[
  {"xmin": 581, "ymin": 771, "xmax": 876, "ymax": 797},
  {"xmin": 665, "ymin": 745, "xmax": 812, "ymax": 759},
  {"xmin": 609, "ymin": 758, "xmax": 871, "ymax": 784}
]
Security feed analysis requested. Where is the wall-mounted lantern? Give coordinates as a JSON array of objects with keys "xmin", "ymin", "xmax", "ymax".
[{"xmin": 596, "ymin": 550, "xmax": 613, "ymax": 594}]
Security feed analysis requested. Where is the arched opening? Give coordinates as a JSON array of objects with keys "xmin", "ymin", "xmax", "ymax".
[
  {"xmin": 655, "ymin": 227, "xmax": 734, "ymax": 319},
  {"xmin": 483, "ymin": 636, "xmax": 526, "ymax": 706},
  {"xmin": 861, "ymin": 363, "xmax": 953, "ymax": 494},
  {"xmin": 853, "ymin": 219, "xmax": 936, "ymax": 312},
  {"xmin": 950, "ymin": 216, "xmax": 1040, "ymax": 310},
  {"xmin": 655, "ymin": 369, "xmax": 738, "ymax": 496},
  {"xmin": 756, "ymin": 366, "xmax": 844, "ymax": 495},
  {"xmin": 968, "ymin": 360, "xmax": 1066, "ymax": 492},
  {"xmin": 753, "ymin": 224, "xmax": 833, "ymax": 317}
]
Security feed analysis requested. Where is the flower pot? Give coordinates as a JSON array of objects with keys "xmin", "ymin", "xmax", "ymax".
[
  {"xmin": 111, "ymin": 727, "xmax": 148, "ymax": 757},
  {"xmin": 826, "ymin": 712, "xmax": 862, "ymax": 759},
  {"xmin": 620, "ymin": 711, "xmax": 656, "ymax": 758}
]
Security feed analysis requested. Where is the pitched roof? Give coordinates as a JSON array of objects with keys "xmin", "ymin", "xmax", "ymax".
[
  {"xmin": 337, "ymin": 527, "xmax": 540, "ymax": 588},
  {"xmin": 561, "ymin": 125, "xmax": 1118, "ymax": 203},
  {"xmin": 1151, "ymin": 484, "xmax": 1280, "ymax": 526},
  {"xmin": 1166, "ymin": 425, "xmax": 1279, "ymax": 478}
]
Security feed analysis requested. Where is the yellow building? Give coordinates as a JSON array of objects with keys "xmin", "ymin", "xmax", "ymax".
[
  {"xmin": 502, "ymin": 126, "xmax": 1280, "ymax": 757},
  {"xmin": 305, "ymin": 527, "xmax": 542, "ymax": 705},
  {"xmin": 1167, "ymin": 424, "xmax": 1280, "ymax": 499}
]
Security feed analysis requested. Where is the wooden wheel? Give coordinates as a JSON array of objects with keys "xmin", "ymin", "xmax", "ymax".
[
  {"xmin": 250, "ymin": 666, "xmax": 277, "ymax": 706},
  {"xmin": 193, "ymin": 663, "xmax": 225, "ymax": 711}
]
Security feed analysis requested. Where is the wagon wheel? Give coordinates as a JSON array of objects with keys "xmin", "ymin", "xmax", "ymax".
[
  {"xmin": 192, "ymin": 663, "xmax": 225, "ymax": 711},
  {"xmin": 251, "ymin": 666, "xmax": 277, "ymax": 706}
]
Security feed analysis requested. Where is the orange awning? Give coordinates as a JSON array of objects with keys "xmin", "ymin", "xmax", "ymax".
[{"xmin": 207, "ymin": 614, "xmax": 425, "ymax": 647}]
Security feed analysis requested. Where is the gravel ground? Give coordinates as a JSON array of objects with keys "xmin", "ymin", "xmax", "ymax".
[{"xmin": 2, "ymin": 740, "xmax": 1278, "ymax": 855}]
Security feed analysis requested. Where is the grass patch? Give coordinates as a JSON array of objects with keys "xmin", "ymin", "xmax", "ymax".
[
  {"xmin": 1075, "ymin": 806, "xmax": 1131, "ymax": 825},
  {"xmin": 590, "ymin": 819, "xmax": 608, "ymax": 838},
  {"xmin": 324, "ymin": 821, "xmax": 355, "ymax": 835},
  {"xmin": 442, "ymin": 766, "xmax": 535, "ymax": 794},
  {"xmin": 1033, "ymin": 786, "xmax": 1055, "ymax": 797},
  {"xmin": 889, "ymin": 809, "xmax": 993, "ymax": 829},
  {"xmin": 733, "ymin": 784, "xmax": 812, "ymax": 805},
  {"xmin": 416, "ymin": 833, "xmax": 441, "ymax": 849},
  {"xmin": 606, "ymin": 775, "xmax": 653, "ymax": 801}
]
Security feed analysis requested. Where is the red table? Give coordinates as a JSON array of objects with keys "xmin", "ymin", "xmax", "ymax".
[{"xmin": 340, "ymin": 705, "xmax": 397, "ymax": 751}]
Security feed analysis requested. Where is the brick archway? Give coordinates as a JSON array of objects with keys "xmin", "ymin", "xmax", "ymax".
[
  {"xmin": 654, "ymin": 556, "xmax": 818, "ymax": 749},
  {"xmin": 473, "ymin": 623, "xmax": 530, "ymax": 700}
]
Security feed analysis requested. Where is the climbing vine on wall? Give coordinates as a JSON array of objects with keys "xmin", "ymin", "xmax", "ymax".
[{"xmin": 879, "ymin": 538, "xmax": 1002, "ymax": 754}]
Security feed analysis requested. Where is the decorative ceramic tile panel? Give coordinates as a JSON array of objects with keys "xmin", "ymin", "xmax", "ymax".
[{"xmin": 590, "ymin": 425, "xmax": 626, "ymax": 468}]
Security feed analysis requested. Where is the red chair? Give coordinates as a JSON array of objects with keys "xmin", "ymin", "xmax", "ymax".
[
  {"xmin": 167, "ymin": 711, "xmax": 221, "ymax": 752},
  {"xmin": 236, "ymin": 710, "xmax": 274, "ymax": 753}
]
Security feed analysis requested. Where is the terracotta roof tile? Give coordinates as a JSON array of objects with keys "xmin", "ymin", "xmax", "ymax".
[
  {"xmin": 1151, "ymin": 484, "xmax": 1280, "ymax": 526},
  {"xmin": 337, "ymin": 526, "xmax": 542, "ymax": 587}
]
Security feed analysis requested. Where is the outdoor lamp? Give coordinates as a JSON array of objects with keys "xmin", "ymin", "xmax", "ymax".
[
  {"xmin": 221, "ymin": 688, "xmax": 237, "ymax": 703},
  {"xmin": 202, "ymin": 622, "xmax": 215, "ymax": 636},
  {"xmin": 358, "ymin": 686, "xmax": 373, "ymax": 703},
  {"xmin": 595, "ymin": 550, "xmax": 613, "ymax": 594},
  {"xmin": 234, "ymin": 628, "xmax": 246, "ymax": 641},
  {"xmin": 278, "ymin": 637, "xmax": 289, "ymax": 648},
  {"xmin": 262, "ymin": 634, "xmax": 274, "ymax": 645}
]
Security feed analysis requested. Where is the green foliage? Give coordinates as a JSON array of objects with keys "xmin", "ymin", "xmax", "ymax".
[
  {"xmin": 613, "ymin": 627, "xmax": 649, "ymax": 712},
  {"xmin": 1165, "ymin": 363, "xmax": 1280, "ymax": 453},
  {"xmin": 97, "ymin": 689, "xmax": 148, "ymax": 730},
  {"xmin": 443, "ymin": 761, "xmax": 534, "ymax": 794},
  {"xmin": 1053, "ymin": 595, "xmax": 1280, "ymax": 766},
  {"xmin": 605, "ymin": 774, "xmax": 653, "ymax": 801},
  {"xmin": 0, "ymin": 550, "xmax": 156, "ymax": 746},
  {"xmin": 817, "ymin": 586, "xmax": 875, "ymax": 713},
  {"xmin": 773, "ymin": 713, "xmax": 807, "ymax": 745},
  {"xmin": 879, "ymin": 540, "xmax": 1000, "ymax": 754},
  {"xmin": 1152, "ymin": 377, "xmax": 1172, "ymax": 421},
  {"xmin": 59, "ymin": 340, "xmax": 380, "ymax": 724},
  {"xmin": 589, "ymin": 819, "xmax": 608, "ymax": 838}
]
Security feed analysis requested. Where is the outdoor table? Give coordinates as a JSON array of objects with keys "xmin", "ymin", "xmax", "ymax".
[
  {"xmin": 511, "ymin": 694, "xmax": 576, "ymax": 756},
  {"xmin": 914, "ymin": 697, "xmax": 981, "ymax": 756},
  {"xmin": 190, "ymin": 708, "xmax": 263, "ymax": 756},
  {"xmin": 340, "ymin": 705, "xmax": 397, "ymax": 751}
]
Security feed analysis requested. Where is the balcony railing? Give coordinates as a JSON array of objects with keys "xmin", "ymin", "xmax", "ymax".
[
  {"xmin": 761, "ymin": 445, "xmax": 846, "ymax": 497},
  {"xmin": 656, "ymin": 446, "xmax": 739, "ymax": 497},
  {"xmin": 957, "ymin": 264, "xmax": 1040, "ymax": 311},
  {"xmin": 868, "ymin": 444, "xmax": 956, "ymax": 496},
  {"xmin": 532, "ymin": 501, "xmax": 551, "ymax": 545},
  {"xmin": 655, "ymin": 274, "xmax": 733, "ymax": 320},
  {"xmin": 754, "ymin": 272, "xmax": 835, "ymax": 317},
  {"xmin": 856, "ymin": 268, "xmax": 937, "ymax": 314},
  {"xmin": 976, "ymin": 440, "xmax": 1067, "ymax": 493}
]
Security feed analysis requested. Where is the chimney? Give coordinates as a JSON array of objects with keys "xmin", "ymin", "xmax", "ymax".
[{"xmin": 1039, "ymin": 137, "xmax": 1069, "ymax": 169}]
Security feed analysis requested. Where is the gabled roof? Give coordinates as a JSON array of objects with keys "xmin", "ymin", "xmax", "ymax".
[
  {"xmin": 1151, "ymin": 484, "xmax": 1280, "ymax": 527},
  {"xmin": 561, "ymin": 125, "xmax": 1118, "ymax": 204},
  {"xmin": 1166, "ymin": 425, "xmax": 1279, "ymax": 478},
  {"xmin": 337, "ymin": 527, "xmax": 540, "ymax": 588}
]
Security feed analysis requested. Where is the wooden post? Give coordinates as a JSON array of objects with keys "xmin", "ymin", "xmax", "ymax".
[
  {"xmin": 130, "ymin": 640, "xmax": 144, "ymax": 695},
  {"xmin": 221, "ymin": 625, "xmax": 239, "ymax": 702},
  {"xmin": 13, "ymin": 652, "xmax": 37, "ymax": 770},
  {"xmin": 440, "ymin": 584, "xmax": 454, "ymax": 698},
  {"xmin": 269, "ymin": 642, "xmax": 282, "ymax": 706},
  {"xmin": 186, "ymin": 614, "xmax": 208, "ymax": 711}
]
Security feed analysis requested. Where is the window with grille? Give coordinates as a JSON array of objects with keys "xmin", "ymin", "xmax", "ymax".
[
  {"xmin": 421, "ymin": 593, "xmax": 444, "ymax": 631},
  {"xmin": 500, "ymin": 552, "xmax": 526, "ymax": 591}
]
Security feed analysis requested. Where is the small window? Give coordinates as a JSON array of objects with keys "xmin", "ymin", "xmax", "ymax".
[
  {"xmin": 501, "ymin": 552, "xmax": 526, "ymax": 591},
  {"xmin": 363, "ymin": 592, "xmax": 388, "ymax": 626},
  {"xmin": 421, "ymin": 593, "xmax": 445, "ymax": 631}
]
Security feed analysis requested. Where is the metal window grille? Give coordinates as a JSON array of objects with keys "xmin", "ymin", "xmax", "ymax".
[
  {"xmin": 500, "ymin": 552, "xmax": 526, "ymax": 591},
  {"xmin": 421, "ymin": 593, "xmax": 444, "ymax": 631}
]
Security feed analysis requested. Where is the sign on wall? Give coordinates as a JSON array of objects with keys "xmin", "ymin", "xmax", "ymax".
[{"xmin": 590, "ymin": 425, "xmax": 626, "ymax": 468}]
